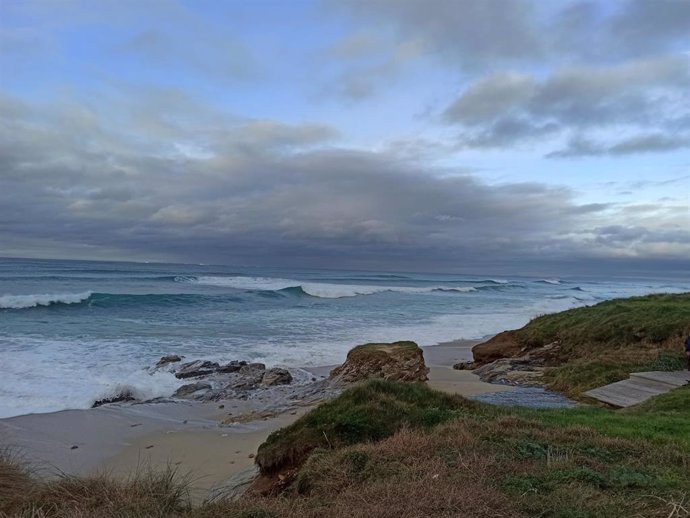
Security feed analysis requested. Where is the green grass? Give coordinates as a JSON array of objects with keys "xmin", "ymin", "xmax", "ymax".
[
  {"xmin": 4, "ymin": 381, "xmax": 689, "ymax": 517},
  {"xmin": 517, "ymin": 293, "xmax": 690, "ymax": 350},
  {"xmin": 516, "ymin": 387, "xmax": 690, "ymax": 449},
  {"xmin": 508, "ymin": 293, "xmax": 690, "ymax": 397},
  {"xmin": 247, "ymin": 381, "xmax": 689, "ymax": 518},
  {"xmin": 255, "ymin": 378, "xmax": 480, "ymax": 473}
]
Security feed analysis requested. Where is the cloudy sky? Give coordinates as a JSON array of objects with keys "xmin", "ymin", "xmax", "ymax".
[{"xmin": 1, "ymin": 0, "xmax": 689, "ymax": 275}]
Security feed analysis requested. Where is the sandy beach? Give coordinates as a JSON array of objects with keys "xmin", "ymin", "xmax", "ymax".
[{"xmin": 0, "ymin": 339, "xmax": 511, "ymax": 500}]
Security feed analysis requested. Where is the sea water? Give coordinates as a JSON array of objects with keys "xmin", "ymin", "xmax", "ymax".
[{"xmin": 0, "ymin": 257, "xmax": 687, "ymax": 418}]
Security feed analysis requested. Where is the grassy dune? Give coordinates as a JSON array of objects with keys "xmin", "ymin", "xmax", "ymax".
[
  {"xmin": 3, "ymin": 382, "xmax": 688, "ymax": 518},
  {"xmin": 515, "ymin": 293, "xmax": 690, "ymax": 397}
]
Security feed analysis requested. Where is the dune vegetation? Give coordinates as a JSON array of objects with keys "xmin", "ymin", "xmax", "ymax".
[
  {"xmin": 514, "ymin": 293, "xmax": 690, "ymax": 397},
  {"xmin": 2, "ymin": 381, "xmax": 688, "ymax": 518}
]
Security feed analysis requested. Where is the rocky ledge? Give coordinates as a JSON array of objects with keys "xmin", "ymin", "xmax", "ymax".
[
  {"xmin": 454, "ymin": 339, "xmax": 562, "ymax": 386},
  {"xmin": 150, "ymin": 357, "xmax": 299, "ymax": 401},
  {"xmin": 330, "ymin": 341, "xmax": 429, "ymax": 383}
]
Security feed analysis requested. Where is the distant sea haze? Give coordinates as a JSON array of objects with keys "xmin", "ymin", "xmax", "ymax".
[{"xmin": 0, "ymin": 257, "xmax": 687, "ymax": 418}]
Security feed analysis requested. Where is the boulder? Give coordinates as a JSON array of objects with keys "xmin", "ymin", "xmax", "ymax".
[
  {"xmin": 452, "ymin": 361, "xmax": 477, "ymax": 371},
  {"xmin": 239, "ymin": 363, "xmax": 266, "ymax": 376},
  {"xmin": 261, "ymin": 368, "xmax": 293, "ymax": 386},
  {"xmin": 175, "ymin": 360, "xmax": 220, "ymax": 379},
  {"xmin": 471, "ymin": 342, "xmax": 560, "ymax": 386},
  {"xmin": 174, "ymin": 382, "xmax": 212, "ymax": 398},
  {"xmin": 156, "ymin": 354, "xmax": 183, "ymax": 368},
  {"xmin": 330, "ymin": 341, "xmax": 429, "ymax": 383},
  {"xmin": 217, "ymin": 361, "xmax": 243, "ymax": 373},
  {"xmin": 471, "ymin": 331, "xmax": 525, "ymax": 364}
]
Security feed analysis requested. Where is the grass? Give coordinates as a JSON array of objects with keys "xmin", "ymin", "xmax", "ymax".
[
  {"xmin": 517, "ymin": 293, "xmax": 690, "ymax": 349},
  {"xmin": 510, "ymin": 293, "xmax": 690, "ymax": 397},
  {"xmin": 255, "ymin": 378, "xmax": 479, "ymax": 473},
  {"xmin": 0, "ymin": 455, "xmax": 192, "ymax": 518},
  {"xmin": 210, "ymin": 383, "xmax": 690, "ymax": 518},
  {"xmin": 2, "ymin": 382, "xmax": 689, "ymax": 517}
]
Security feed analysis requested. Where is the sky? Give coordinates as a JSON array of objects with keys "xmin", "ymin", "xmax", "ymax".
[{"xmin": 1, "ymin": 0, "xmax": 689, "ymax": 275}]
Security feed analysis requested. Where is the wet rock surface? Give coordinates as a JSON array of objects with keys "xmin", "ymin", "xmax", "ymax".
[
  {"xmin": 92, "ymin": 390, "xmax": 137, "ymax": 408},
  {"xmin": 173, "ymin": 382, "xmax": 212, "ymax": 399},
  {"xmin": 148, "ymin": 354, "xmax": 341, "ymax": 412},
  {"xmin": 261, "ymin": 368, "xmax": 293, "ymax": 386},
  {"xmin": 457, "ymin": 342, "xmax": 562, "ymax": 387},
  {"xmin": 175, "ymin": 360, "xmax": 221, "ymax": 379},
  {"xmin": 156, "ymin": 355, "xmax": 183, "ymax": 367}
]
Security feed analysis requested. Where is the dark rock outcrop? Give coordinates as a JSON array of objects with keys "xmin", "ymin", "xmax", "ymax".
[
  {"xmin": 471, "ymin": 331, "xmax": 525, "ymax": 365},
  {"xmin": 174, "ymin": 382, "xmax": 212, "ymax": 398},
  {"xmin": 217, "ymin": 361, "xmax": 244, "ymax": 373},
  {"xmin": 330, "ymin": 341, "xmax": 429, "ymax": 383},
  {"xmin": 261, "ymin": 368, "xmax": 293, "ymax": 386},
  {"xmin": 92, "ymin": 390, "xmax": 137, "ymax": 408},
  {"xmin": 156, "ymin": 355, "xmax": 183, "ymax": 368},
  {"xmin": 471, "ymin": 342, "xmax": 561, "ymax": 386},
  {"xmin": 175, "ymin": 360, "xmax": 220, "ymax": 379},
  {"xmin": 239, "ymin": 363, "xmax": 266, "ymax": 376}
]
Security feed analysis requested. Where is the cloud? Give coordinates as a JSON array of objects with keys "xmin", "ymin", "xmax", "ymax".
[
  {"xmin": 1, "ymin": 91, "xmax": 688, "ymax": 270},
  {"xmin": 338, "ymin": 0, "xmax": 540, "ymax": 69},
  {"xmin": 443, "ymin": 55, "xmax": 690, "ymax": 153},
  {"xmin": 548, "ymin": 133, "xmax": 690, "ymax": 158}
]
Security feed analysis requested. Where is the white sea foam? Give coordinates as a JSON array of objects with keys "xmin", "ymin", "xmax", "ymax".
[
  {"xmin": 541, "ymin": 279, "xmax": 562, "ymax": 285},
  {"xmin": 183, "ymin": 276, "xmax": 477, "ymax": 298},
  {"xmin": 0, "ymin": 291, "xmax": 92, "ymax": 309},
  {"xmin": 0, "ymin": 336, "xmax": 183, "ymax": 419}
]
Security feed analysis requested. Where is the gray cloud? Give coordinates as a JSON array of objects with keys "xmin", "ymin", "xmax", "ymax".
[
  {"xmin": 549, "ymin": 133, "xmax": 690, "ymax": 158},
  {"xmin": 1, "ymin": 91, "xmax": 687, "ymax": 271},
  {"xmin": 443, "ymin": 55, "xmax": 690, "ymax": 154},
  {"xmin": 338, "ymin": 0, "xmax": 540, "ymax": 69},
  {"xmin": 328, "ymin": 0, "xmax": 690, "ymax": 113}
]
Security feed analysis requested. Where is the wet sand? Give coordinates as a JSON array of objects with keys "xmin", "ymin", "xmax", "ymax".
[
  {"xmin": 423, "ymin": 339, "xmax": 516, "ymax": 396},
  {"xmin": 0, "ymin": 338, "xmax": 507, "ymax": 501}
]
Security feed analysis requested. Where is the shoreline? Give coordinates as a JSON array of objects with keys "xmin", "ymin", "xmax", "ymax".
[{"xmin": 0, "ymin": 337, "xmax": 516, "ymax": 500}]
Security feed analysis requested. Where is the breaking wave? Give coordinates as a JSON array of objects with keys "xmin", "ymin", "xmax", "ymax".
[
  {"xmin": 180, "ymin": 275, "xmax": 482, "ymax": 299},
  {"xmin": 0, "ymin": 291, "xmax": 93, "ymax": 310}
]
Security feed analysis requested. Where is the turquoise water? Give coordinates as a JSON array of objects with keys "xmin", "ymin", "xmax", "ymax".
[{"xmin": 0, "ymin": 257, "xmax": 687, "ymax": 418}]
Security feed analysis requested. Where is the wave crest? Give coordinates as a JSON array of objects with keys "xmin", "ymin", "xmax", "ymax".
[
  {"xmin": 179, "ymin": 275, "xmax": 481, "ymax": 299},
  {"xmin": 0, "ymin": 291, "xmax": 93, "ymax": 309}
]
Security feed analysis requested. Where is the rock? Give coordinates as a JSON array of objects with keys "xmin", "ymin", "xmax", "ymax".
[
  {"xmin": 261, "ymin": 368, "xmax": 293, "ymax": 386},
  {"xmin": 156, "ymin": 355, "xmax": 183, "ymax": 367},
  {"xmin": 453, "ymin": 361, "xmax": 477, "ymax": 370},
  {"xmin": 471, "ymin": 343, "xmax": 561, "ymax": 386},
  {"xmin": 217, "ymin": 361, "xmax": 243, "ymax": 373},
  {"xmin": 173, "ymin": 382, "xmax": 212, "ymax": 398},
  {"xmin": 330, "ymin": 341, "xmax": 429, "ymax": 383},
  {"xmin": 92, "ymin": 390, "xmax": 137, "ymax": 408},
  {"xmin": 471, "ymin": 331, "xmax": 525, "ymax": 364},
  {"xmin": 174, "ymin": 360, "xmax": 220, "ymax": 379},
  {"xmin": 239, "ymin": 362, "xmax": 266, "ymax": 376}
]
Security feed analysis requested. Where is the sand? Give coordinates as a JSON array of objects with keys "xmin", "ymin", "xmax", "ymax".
[{"xmin": 0, "ymin": 338, "xmax": 509, "ymax": 501}]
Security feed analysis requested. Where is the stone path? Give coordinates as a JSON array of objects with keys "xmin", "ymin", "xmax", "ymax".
[{"xmin": 583, "ymin": 370, "xmax": 690, "ymax": 408}]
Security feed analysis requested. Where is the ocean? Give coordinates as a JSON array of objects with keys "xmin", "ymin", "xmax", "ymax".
[{"xmin": 0, "ymin": 257, "xmax": 687, "ymax": 418}]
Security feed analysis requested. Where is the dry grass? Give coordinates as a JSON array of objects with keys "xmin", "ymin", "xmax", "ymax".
[
  {"xmin": 202, "ymin": 411, "xmax": 689, "ymax": 518},
  {"xmin": 3, "ymin": 385, "xmax": 689, "ymax": 518},
  {"xmin": 0, "ymin": 450, "xmax": 191, "ymax": 518}
]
